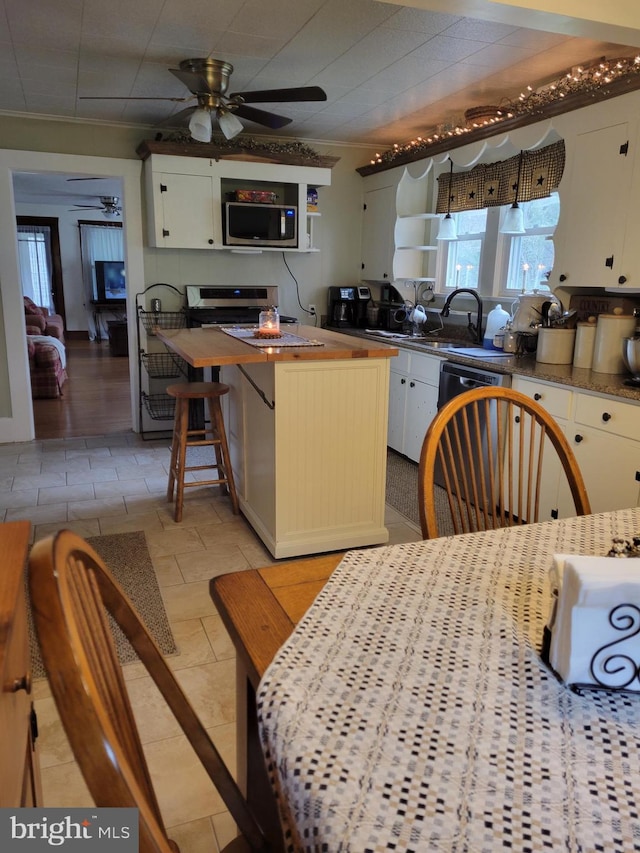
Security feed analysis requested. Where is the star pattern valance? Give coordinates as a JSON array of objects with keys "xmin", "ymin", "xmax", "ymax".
[{"xmin": 435, "ymin": 140, "xmax": 565, "ymax": 213}]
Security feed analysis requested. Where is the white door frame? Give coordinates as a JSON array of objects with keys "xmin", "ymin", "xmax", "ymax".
[{"xmin": 0, "ymin": 150, "xmax": 144, "ymax": 443}]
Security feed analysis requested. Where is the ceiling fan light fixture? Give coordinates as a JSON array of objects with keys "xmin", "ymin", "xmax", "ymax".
[
  {"xmin": 102, "ymin": 208, "xmax": 120, "ymax": 220},
  {"xmin": 217, "ymin": 109, "xmax": 244, "ymax": 140},
  {"xmin": 188, "ymin": 107, "xmax": 212, "ymax": 143}
]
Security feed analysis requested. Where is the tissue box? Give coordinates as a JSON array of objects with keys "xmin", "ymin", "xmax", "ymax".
[{"xmin": 546, "ymin": 555, "xmax": 640, "ymax": 692}]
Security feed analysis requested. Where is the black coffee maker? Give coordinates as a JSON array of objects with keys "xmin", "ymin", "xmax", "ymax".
[
  {"xmin": 328, "ymin": 285, "xmax": 371, "ymax": 328},
  {"xmin": 328, "ymin": 286, "xmax": 356, "ymax": 327}
]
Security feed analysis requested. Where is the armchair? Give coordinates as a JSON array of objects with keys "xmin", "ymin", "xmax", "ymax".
[{"xmin": 23, "ymin": 296, "xmax": 65, "ymax": 342}]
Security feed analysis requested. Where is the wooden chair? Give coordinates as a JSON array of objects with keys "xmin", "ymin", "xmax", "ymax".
[
  {"xmin": 28, "ymin": 530, "xmax": 272, "ymax": 853},
  {"xmin": 418, "ymin": 386, "xmax": 591, "ymax": 539}
]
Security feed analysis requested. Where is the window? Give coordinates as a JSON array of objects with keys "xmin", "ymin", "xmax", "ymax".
[
  {"xmin": 498, "ymin": 193, "xmax": 559, "ymax": 294},
  {"xmin": 438, "ymin": 208, "xmax": 487, "ymax": 291},
  {"xmin": 436, "ymin": 194, "xmax": 559, "ymax": 298},
  {"xmin": 17, "ymin": 225, "xmax": 54, "ymax": 311}
]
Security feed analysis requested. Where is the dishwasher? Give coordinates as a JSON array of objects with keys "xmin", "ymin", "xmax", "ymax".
[{"xmin": 434, "ymin": 360, "xmax": 512, "ymax": 490}]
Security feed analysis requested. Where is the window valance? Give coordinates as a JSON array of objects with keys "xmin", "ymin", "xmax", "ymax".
[{"xmin": 435, "ymin": 139, "xmax": 565, "ymax": 213}]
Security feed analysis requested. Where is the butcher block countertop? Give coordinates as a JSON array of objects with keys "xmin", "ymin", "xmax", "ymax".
[{"xmin": 156, "ymin": 324, "xmax": 399, "ymax": 368}]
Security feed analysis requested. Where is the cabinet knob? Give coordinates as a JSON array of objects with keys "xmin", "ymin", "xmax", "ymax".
[
  {"xmin": 208, "ymin": 239, "xmax": 214, "ymax": 245},
  {"xmin": 400, "ymin": 378, "xmax": 406, "ymax": 385},
  {"xmin": 602, "ymin": 412, "xmax": 612, "ymax": 422},
  {"xmin": 534, "ymin": 393, "xmax": 542, "ymax": 401},
  {"xmin": 514, "ymin": 415, "xmax": 520, "ymax": 423},
  {"xmin": 574, "ymin": 434, "xmax": 584, "ymax": 443},
  {"xmin": 409, "ymin": 381, "xmax": 415, "ymax": 388},
  {"xmin": 383, "ymin": 273, "xmax": 388, "ymax": 279},
  {"xmin": 618, "ymin": 276, "xmax": 627, "ymax": 285},
  {"xmin": 559, "ymin": 274, "xmax": 567, "ymax": 282},
  {"xmin": 11, "ymin": 673, "xmax": 31, "ymax": 694}
]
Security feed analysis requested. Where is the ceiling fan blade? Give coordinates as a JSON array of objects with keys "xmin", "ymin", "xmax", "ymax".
[
  {"xmin": 230, "ymin": 85, "xmax": 327, "ymax": 104},
  {"xmin": 67, "ymin": 177, "xmax": 109, "ymax": 182},
  {"xmin": 234, "ymin": 104, "xmax": 293, "ymax": 129},
  {"xmin": 169, "ymin": 67, "xmax": 213, "ymax": 95},
  {"xmin": 72, "ymin": 205, "xmax": 103, "ymax": 210},
  {"xmin": 79, "ymin": 96, "xmax": 190, "ymax": 102}
]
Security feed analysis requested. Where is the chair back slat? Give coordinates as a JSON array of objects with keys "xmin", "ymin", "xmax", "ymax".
[
  {"xmin": 419, "ymin": 386, "xmax": 591, "ymax": 539},
  {"xmin": 29, "ymin": 530, "xmax": 271, "ymax": 853}
]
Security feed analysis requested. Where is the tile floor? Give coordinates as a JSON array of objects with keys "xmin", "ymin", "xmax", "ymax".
[{"xmin": 1, "ymin": 431, "xmax": 421, "ymax": 852}]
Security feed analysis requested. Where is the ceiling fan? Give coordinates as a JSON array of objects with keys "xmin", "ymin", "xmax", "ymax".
[
  {"xmin": 81, "ymin": 57, "xmax": 327, "ymax": 142},
  {"xmin": 70, "ymin": 196, "xmax": 122, "ymax": 219}
]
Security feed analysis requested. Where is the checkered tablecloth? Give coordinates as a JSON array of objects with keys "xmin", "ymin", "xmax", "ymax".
[{"xmin": 257, "ymin": 508, "xmax": 640, "ymax": 852}]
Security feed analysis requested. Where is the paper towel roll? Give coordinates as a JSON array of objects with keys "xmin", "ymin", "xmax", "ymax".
[{"xmin": 592, "ymin": 314, "xmax": 637, "ymax": 374}]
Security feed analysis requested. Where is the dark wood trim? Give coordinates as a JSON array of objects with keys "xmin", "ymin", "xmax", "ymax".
[
  {"xmin": 356, "ymin": 70, "xmax": 640, "ymax": 176},
  {"xmin": 136, "ymin": 139, "xmax": 339, "ymax": 169},
  {"xmin": 16, "ymin": 216, "xmax": 65, "ymax": 327}
]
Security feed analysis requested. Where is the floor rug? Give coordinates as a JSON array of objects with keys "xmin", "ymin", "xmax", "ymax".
[
  {"xmin": 29, "ymin": 530, "xmax": 178, "ymax": 680},
  {"xmin": 385, "ymin": 449, "xmax": 455, "ymax": 536}
]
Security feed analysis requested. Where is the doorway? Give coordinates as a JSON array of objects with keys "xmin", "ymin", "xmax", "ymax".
[{"xmin": 0, "ymin": 150, "xmax": 145, "ymax": 445}]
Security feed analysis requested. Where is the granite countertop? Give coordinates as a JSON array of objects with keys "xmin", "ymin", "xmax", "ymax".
[{"xmin": 334, "ymin": 328, "xmax": 640, "ymax": 404}]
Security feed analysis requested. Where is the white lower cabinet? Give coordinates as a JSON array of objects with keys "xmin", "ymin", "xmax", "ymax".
[
  {"xmin": 513, "ymin": 376, "xmax": 640, "ymax": 518},
  {"xmin": 388, "ymin": 350, "xmax": 441, "ymax": 463}
]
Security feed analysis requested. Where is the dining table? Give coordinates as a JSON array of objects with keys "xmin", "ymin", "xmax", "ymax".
[{"xmin": 214, "ymin": 507, "xmax": 640, "ymax": 852}]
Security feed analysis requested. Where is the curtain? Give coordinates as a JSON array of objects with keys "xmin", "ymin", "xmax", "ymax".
[
  {"xmin": 79, "ymin": 222, "xmax": 123, "ymax": 340},
  {"xmin": 17, "ymin": 225, "xmax": 54, "ymax": 311},
  {"xmin": 436, "ymin": 140, "xmax": 565, "ymax": 214}
]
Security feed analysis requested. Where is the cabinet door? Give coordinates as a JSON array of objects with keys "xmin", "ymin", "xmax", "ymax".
[
  {"xmin": 361, "ymin": 184, "xmax": 395, "ymax": 281},
  {"xmin": 554, "ymin": 123, "xmax": 632, "ymax": 288},
  {"xmin": 387, "ymin": 369, "xmax": 408, "ymax": 453},
  {"xmin": 403, "ymin": 378, "xmax": 438, "ymax": 463},
  {"xmin": 153, "ymin": 173, "xmax": 218, "ymax": 249},
  {"xmin": 569, "ymin": 426, "xmax": 640, "ymax": 514}
]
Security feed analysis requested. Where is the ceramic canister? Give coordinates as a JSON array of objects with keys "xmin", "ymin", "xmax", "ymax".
[
  {"xmin": 592, "ymin": 314, "xmax": 637, "ymax": 374},
  {"xmin": 535, "ymin": 328, "xmax": 576, "ymax": 365},
  {"xmin": 572, "ymin": 321, "xmax": 597, "ymax": 369}
]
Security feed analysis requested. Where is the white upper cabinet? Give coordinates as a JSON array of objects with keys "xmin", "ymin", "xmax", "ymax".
[
  {"xmin": 143, "ymin": 154, "xmax": 331, "ymax": 251},
  {"xmin": 550, "ymin": 103, "xmax": 640, "ymax": 291},
  {"xmin": 361, "ymin": 183, "xmax": 396, "ymax": 281}
]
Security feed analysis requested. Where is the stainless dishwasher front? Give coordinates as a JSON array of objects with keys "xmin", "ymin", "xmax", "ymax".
[{"xmin": 434, "ymin": 360, "xmax": 512, "ymax": 489}]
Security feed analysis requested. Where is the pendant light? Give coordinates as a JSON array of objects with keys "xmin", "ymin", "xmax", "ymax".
[
  {"xmin": 501, "ymin": 150, "xmax": 525, "ymax": 234},
  {"xmin": 436, "ymin": 158, "xmax": 457, "ymax": 241}
]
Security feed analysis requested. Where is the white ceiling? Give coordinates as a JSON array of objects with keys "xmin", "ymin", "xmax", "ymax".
[
  {"xmin": 2, "ymin": 0, "xmax": 639, "ymax": 157},
  {"xmin": 6, "ymin": 1, "xmax": 640, "ymax": 206}
]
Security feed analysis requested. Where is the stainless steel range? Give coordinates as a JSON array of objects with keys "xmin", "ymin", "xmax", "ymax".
[{"xmin": 185, "ymin": 284, "xmax": 297, "ymax": 327}]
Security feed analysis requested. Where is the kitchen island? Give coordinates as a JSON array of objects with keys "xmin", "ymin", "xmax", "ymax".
[{"xmin": 157, "ymin": 325, "xmax": 398, "ymax": 558}]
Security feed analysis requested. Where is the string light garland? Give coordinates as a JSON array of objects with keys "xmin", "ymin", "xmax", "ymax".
[{"xmin": 369, "ymin": 54, "xmax": 640, "ymax": 167}]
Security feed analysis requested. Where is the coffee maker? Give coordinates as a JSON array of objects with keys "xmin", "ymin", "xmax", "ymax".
[{"xmin": 328, "ymin": 285, "xmax": 371, "ymax": 328}]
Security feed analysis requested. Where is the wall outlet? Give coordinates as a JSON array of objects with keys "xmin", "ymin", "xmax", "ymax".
[{"xmin": 308, "ymin": 303, "xmax": 316, "ymax": 315}]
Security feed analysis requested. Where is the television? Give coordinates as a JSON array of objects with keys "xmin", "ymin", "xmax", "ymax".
[{"xmin": 95, "ymin": 260, "xmax": 126, "ymax": 303}]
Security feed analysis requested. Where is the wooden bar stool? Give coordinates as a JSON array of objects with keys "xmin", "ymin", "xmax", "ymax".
[{"xmin": 166, "ymin": 381, "xmax": 239, "ymax": 523}]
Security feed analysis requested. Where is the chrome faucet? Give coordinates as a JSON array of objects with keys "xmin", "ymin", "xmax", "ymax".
[{"xmin": 441, "ymin": 288, "xmax": 484, "ymax": 345}]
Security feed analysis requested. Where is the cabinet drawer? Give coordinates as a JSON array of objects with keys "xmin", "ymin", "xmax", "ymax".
[
  {"xmin": 390, "ymin": 350, "xmax": 410, "ymax": 374},
  {"xmin": 574, "ymin": 393, "xmax": 640, "ymax": 441},
  {"xmin": 408, "ymin": 351, "xmax": 442, "ymax": 385},
  {"xmin": 513, "ymin": 377, "xmax": 573, "ymax": 420}
]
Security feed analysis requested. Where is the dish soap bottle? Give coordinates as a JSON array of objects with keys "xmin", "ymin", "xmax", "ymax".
[{"xmin": 483, "ymin": 304, "xmax": 510, "ymax": 350}]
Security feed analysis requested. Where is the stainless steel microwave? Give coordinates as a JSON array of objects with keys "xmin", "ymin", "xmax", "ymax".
[{"xmin": 223, "ymin": 202, "xmax": 298, "ymax": 248}]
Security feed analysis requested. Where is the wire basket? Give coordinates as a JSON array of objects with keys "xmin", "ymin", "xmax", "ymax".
[
  {"xmin": 141, "ymin": 352, "xmax": 187, "ymax": 378},
  {"xmin": 139, "ymin": 309, "xmax": 187, "ymax": 336},
  {"xmin": 142, "ymin": 392, "xmax": 176, "ymax": 421}
]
